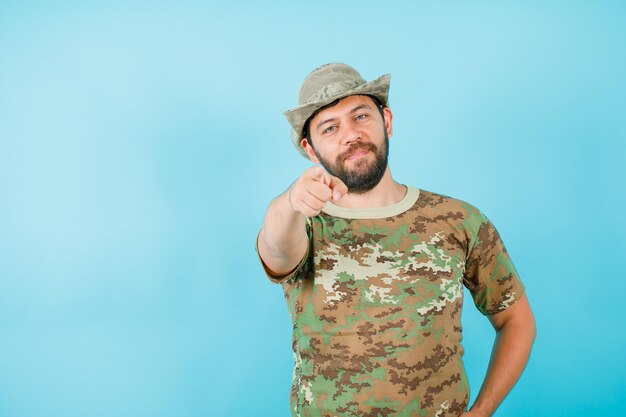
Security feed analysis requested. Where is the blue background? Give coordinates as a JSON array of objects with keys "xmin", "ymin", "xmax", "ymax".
[{"xmin": 1, "ymin": 1, "xmax": 625, "ymax": 416}]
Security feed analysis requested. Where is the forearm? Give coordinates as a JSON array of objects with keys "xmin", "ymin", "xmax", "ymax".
[
  {"xmin": 258, "ymin": 190, "xmax": 308, "ymax": 274},
  {"xmin": 469, "ymin": 320, "xmax": 536, "ymax": 416}
]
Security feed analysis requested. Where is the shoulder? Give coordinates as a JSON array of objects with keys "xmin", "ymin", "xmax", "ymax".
[
  {"xmin": 412, "ymin": 187, "xmax": 482, "ymax": 221},
  {"xmin": 407, "ymin": 187, "xmax": 495, "ymax": 248}
]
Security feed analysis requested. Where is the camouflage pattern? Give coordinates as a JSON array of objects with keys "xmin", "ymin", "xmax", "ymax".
[
  {"xmin": 283, "ymin": 63, "xmax": 391, "ymax": 158},
  {"xmin": 257, "ymin": 187, "xmax": 525, "ymax": 417}
]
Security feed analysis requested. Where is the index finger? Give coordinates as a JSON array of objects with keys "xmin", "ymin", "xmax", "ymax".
[
  {"xmin": 328, "ymin": 174, "xmax": 348, "ymax": 201},
  {"xmin": 309, "ymin": 166, "xmax": 331, "ymax": 187}
]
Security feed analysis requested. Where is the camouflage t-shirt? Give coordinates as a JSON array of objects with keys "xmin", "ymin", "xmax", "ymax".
[{"xmin": 258, "ymin": 186, "xmax": 525, "ymax": 417}]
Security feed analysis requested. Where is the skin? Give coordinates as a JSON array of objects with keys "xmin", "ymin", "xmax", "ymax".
[
  {"xmin": 460, "ymin": 293, "xmax": 536, "ymax": 416},
  {"xmin": 258, "ymin": 94, "xmax": 536, "ymax": 416}
]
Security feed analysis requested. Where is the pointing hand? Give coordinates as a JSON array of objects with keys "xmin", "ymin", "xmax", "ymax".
[{"xmin": 288, "ymin": 166, "xmax": 348, "ymax": 217}]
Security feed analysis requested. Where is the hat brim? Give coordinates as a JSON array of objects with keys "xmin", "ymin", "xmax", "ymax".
[{"xmin": 284, "ymin": 73, "xmax": 391, "ymax": 158}]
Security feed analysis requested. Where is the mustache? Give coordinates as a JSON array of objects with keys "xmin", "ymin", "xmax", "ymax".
[{"xmin": 340, "ymin": 142, "xmax": 378, "ymax": 162}]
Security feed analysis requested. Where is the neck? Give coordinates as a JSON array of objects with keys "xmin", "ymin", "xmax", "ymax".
[{"xmin": 334, "ymin": 168, "xmax": 406, "ymax": 209}]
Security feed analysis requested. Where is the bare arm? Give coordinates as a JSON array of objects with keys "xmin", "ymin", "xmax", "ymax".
[
  {"xmin": 258, "ymin": 166, "xmax": 347, "ymax": 276},
  {"xmin": 461, "ymin": 293, "xmax": 537, "ymax": 417},
  {"xmin": 257, "ymin": 189, "xmax": 308, "ymax": 276}
]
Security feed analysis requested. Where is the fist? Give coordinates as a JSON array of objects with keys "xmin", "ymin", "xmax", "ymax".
[{"xmin": 288, "ymin": 166, "xmax": 348, "ymax": 217}]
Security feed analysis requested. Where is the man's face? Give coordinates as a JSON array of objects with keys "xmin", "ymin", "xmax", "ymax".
[{"xmin": 301, "ymin": 95, "xmax": 393, "ymax": 194}]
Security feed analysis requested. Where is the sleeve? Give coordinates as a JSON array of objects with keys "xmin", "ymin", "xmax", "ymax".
[
  {"xmin": 254, "ymin": 217, "xmax": 312, "ymax": 285},
  {"xmin": 462, "ymin": 207, "xmax": 525, "ymax": 315}
]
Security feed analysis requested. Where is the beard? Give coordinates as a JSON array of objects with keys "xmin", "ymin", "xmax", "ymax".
[{"xmin": 313, "ymin": 131, "xmax": 389, "ymax": 195}]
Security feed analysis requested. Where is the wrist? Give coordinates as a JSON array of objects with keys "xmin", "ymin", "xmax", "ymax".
[
  {"xmin": 468, "ymin": 403, "xmax": 493, "ymax": 417},
  {"xmin": 287, "ymin": 186, "xmax": 296, "ymax": 213},
  {"xmin": 276, "ymin": 188, "xmax": 304, "ymax": 220}
]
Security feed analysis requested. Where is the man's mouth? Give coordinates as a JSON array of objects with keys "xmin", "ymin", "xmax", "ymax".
[{"xmin": 344, "ymin": 148, "xmax": 371, "ymax": 161}]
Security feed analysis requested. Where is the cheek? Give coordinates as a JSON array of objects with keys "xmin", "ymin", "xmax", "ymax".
[{"xmin": 316, "ymin": 142, "xmax": 340, "ymax": 159}]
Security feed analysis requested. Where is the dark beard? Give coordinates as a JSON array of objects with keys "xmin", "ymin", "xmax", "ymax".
[{"xmin": 314, "ymin": 133, "xmax": 389, "ymax": 194}]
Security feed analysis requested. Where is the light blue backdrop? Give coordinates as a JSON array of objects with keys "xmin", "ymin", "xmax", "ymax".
[{"xmin": 1, "ymin": 1, "xmax": 624, "ymax": 416}]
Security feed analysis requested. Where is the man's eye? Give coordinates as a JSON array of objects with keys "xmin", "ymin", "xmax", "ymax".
[
  {"xmin": 355, "ymin": 113, "xmax": 368, "ymax": 120},
  {"xmin": 323, "ymin": 126, "xmax": 336, "ymax": 134}
]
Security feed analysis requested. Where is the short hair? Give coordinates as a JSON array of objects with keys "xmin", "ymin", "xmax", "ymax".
[{"xmin": 303, "ymin": 95, "xmax": 386, "ymax": 146}]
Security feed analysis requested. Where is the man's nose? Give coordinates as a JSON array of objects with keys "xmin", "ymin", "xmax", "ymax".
[{"xmin": 341, "ymin": 121, "xmax": 362, "ymax": 145}]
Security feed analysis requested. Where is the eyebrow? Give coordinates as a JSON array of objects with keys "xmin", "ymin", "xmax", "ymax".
[{"xmin": 315, "ymin": 104, "xmax": 373, "ymax": 133}]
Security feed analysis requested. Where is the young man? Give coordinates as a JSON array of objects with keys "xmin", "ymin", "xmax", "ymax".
[{"xmin": 257, "ymin": 63, "xmax": 536, "ymax": 417}]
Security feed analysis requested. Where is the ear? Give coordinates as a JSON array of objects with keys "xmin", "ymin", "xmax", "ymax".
[
  {"xmin": 383, "ymin": 107, "xmax": 393, "ymax": 138},
  {"xmin": 301, "ymin": 138, "xmax": 320, "ymax": 164}
]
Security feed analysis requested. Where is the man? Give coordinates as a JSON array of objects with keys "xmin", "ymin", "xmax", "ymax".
[{"xmin": 256, "ymin": 63, "xmax": 536, "ymax": 417}]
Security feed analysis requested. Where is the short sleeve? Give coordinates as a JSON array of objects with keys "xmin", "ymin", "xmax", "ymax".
[
  {"xmin": 462, "ymin": 208, "xmax": 525, "ymax": 315},
  {"xmin": 255, "ymin": 217, "xmax": 312, "ymax": 284}
]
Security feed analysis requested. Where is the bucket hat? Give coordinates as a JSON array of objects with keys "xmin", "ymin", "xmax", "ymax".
[{"xmin": 284, "ymin": 63, "xmax": 391, "ymax": 158}]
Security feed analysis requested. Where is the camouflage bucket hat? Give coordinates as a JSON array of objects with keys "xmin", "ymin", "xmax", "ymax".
[{"xmin": 284, "ymin": 63, "xmax": 391, "ymax": 158}]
